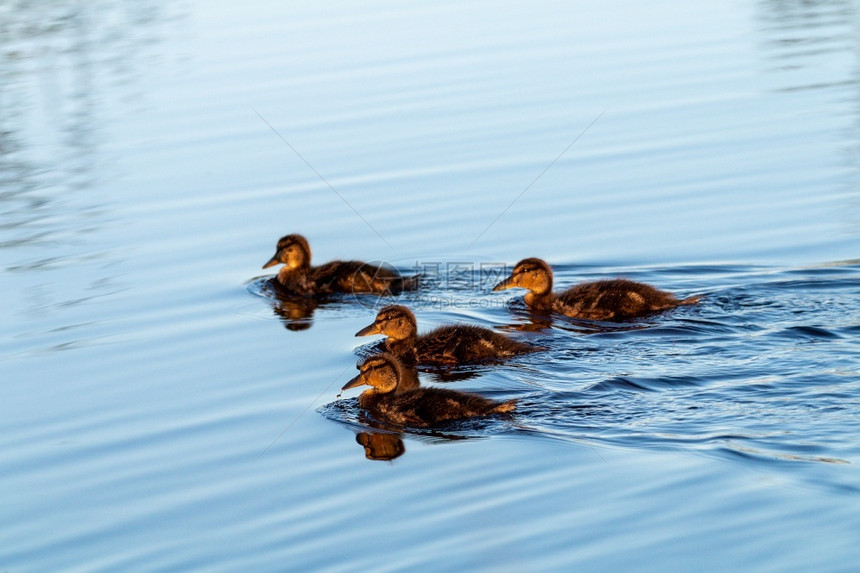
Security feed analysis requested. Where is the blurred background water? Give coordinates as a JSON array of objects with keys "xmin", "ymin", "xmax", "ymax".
[{"xmin": 1, "ymin": 0, "xmax": 859, "ymax": 570}]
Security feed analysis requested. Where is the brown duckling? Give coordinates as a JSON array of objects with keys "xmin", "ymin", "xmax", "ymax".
[
  {"xmin": 493, "ymin": 257, "xmax": 699, "ymax": 321},
  {"xmin": 262, "ymin": 234, "xmax": 418, "ymax": 296},
  {"xmin": 355, "ymin": 304, "xmax": 541, "ymax": 367},
  {"xmin": 340, "ymin": 353, "xmax": 516, "ymax": 428}
]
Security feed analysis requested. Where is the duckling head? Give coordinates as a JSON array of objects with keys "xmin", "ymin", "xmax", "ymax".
[
  {"xmin": 492, "ymin": 257, "xmax": 553, "ymax": 296},
  {"xmin": 340, "ymin": 353, "xmax": 404, "ymax": 396},
  {"xmin": 262, "ymin": 234, "xmax": 312, "ymax": 270},
  {"xmin": 355, "ymin": 305, "xmax": 418, "ymax": 340}
]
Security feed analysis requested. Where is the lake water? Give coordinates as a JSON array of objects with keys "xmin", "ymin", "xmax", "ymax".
[{"xmin": 2, "ymin": 0, "xmax": 859, "ymax": 570}]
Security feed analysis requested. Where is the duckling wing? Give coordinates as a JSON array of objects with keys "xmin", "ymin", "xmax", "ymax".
[
  {"xmin": 418, "ymin": 388, "xmax": 516, "ymax": 422},
  {"xmin": 271, "ymin": 269, "xmax": 317, "ymax": 296},
  {"xmin": 309, "ymin": 261, "xmax": 365, "ymax": 294},
  {"xmin": 556, "ymin": 279, "xmax": 683, "ymax": 320},
  {"xmin": 375, "ymin": 388, "xmax": 513, "ymax": 427},
  {"xmin": 414, "ymin": 326, "xmax": 465, "ymax": 365},
  {"xmin": 417, "ymin": 325, "xmax": 537, "ymax": 364},
  {"xmin": 383, "ymin": 338, "xmax": 420, "ymax": 367},
  {"xmin": 462, "ymin": 326, "xmax": 541, "ymax": 356},
  {"xmin": 312, "ymin": 261, "xmax": 411, "ymax": 294},
  {"xmin": 369, "ymin": 391, "xmax": 433, "ymax": 427}
]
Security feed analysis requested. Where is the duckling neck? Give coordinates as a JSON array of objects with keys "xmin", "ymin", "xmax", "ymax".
[
  {"xmin": 277, "ymin": 266, "xmax": 313, "ymax": 292},
  {"xmin": 386, "ymin": 330, "xmax": 417, "ymax": 343},
  {"xmin": 524, "ymin": 291, "xmax": 554, "ymax": 311},
  {"xmin": 385, "ymin": 336, "xmax": 419, "ymax": 363},
  {"xmin": 357, "ymin": 388, "xmax": 380, "ymax": 409}
]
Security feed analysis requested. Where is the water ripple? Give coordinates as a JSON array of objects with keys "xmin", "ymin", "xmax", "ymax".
[{"xmin": 319, "ymin": 263, "xmax": 860, "ymax": 476}]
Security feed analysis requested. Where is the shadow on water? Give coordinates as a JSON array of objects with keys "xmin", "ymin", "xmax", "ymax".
[{"xmin": 317, "ymin": 262, "xmax": 860, "ymax": 474}]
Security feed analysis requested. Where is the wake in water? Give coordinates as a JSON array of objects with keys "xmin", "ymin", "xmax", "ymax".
[{"xmin": 319, "ymin": 262, "xmax": 860, "ymax": 474}]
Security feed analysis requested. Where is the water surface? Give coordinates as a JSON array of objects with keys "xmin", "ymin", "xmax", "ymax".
[{"xmin": 2, "ymin": 0, "xmax": 859, "ymax": 570}]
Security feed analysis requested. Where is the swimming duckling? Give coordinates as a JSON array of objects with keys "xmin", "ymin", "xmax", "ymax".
[
  {"xmin": 355, "ymin": 304, "xmax": 541, "ymax": 367},
  {"xmin": 340, "ymin": 353, "xmax": 516, "ymax": 428},
  {"xmin": 262, "ymin": 234, "xmax": 418, "ymax": 296},
  {"xmin": 493, "ymin": 257, "xmax": 699, "ymax": 321}
]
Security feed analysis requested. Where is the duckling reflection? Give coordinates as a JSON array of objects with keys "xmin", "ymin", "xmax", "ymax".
[
  {"xmin": 356, "ymin": 431, "xmax": 405, "ymax": 461},
  {"xmin": 262, "ymin": 234, "xmax": 418, "ymax": 296},
  {"xmin": 494, "ymin": 258, "xmax": 700, "ymax": 321},
  {"xmin": 340, "ymin": 353, "xmax": 517, "ymax": 428},
  {"xmin": 355, "ymin": 305, "xmax": 542, "ymax": 367},
  {"xmin": 271, "ymin": 295, "xmax": 320, "ymax": 331}
]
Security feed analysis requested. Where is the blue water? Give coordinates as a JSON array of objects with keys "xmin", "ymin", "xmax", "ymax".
[{"xmin": 2, "ymin": 0, "xmax": 860, "ymax": 570}]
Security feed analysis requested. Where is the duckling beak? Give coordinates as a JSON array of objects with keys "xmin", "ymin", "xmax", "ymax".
[
  {"xmin": 492, "ymin": 275, "xmax": 516, "ymax": 291},
  {"xmin": 262, "ymin": 252, "xmax": 281, "ymax": 269},
  {"xmin": 355, "ymin": 322, "xmax": 382, "ymax": 337},
  {"xmin": 341, "ymin": 374, "xmax": 367, "ymax": 391}
]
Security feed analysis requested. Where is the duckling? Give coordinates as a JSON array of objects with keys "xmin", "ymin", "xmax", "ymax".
[
  {"xmin": 340, "ymin": 353, "xmax": 516, "ymax": 428},
  {"xmin": 262, "ymin": 234, "xmax": 418, "ymax": 296},
  {"xmin": 355, "ymin": 304, "xmax": 541, "ymax": 367},
  {"xmin": 493, "ymin": 257, "xmax": 699, "ymax": 321}
]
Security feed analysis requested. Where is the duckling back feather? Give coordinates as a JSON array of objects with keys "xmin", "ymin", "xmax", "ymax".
[{"xmin": 361, "ymin": 387, "xmax": 517, "ymax": 427}]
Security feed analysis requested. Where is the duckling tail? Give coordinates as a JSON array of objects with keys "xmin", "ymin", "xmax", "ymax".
[
  {"xmin": 398, "ymin": 273, "xmax": 422, "ymax": 292},
  {"xmin": 492, "ymin": 399, "xmax": 517, "ymax": 414}
]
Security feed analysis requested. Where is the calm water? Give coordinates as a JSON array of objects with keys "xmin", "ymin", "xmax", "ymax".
[{"xmin": 2, "ymin": 0, "xmax": 860, "ymax": 570}]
